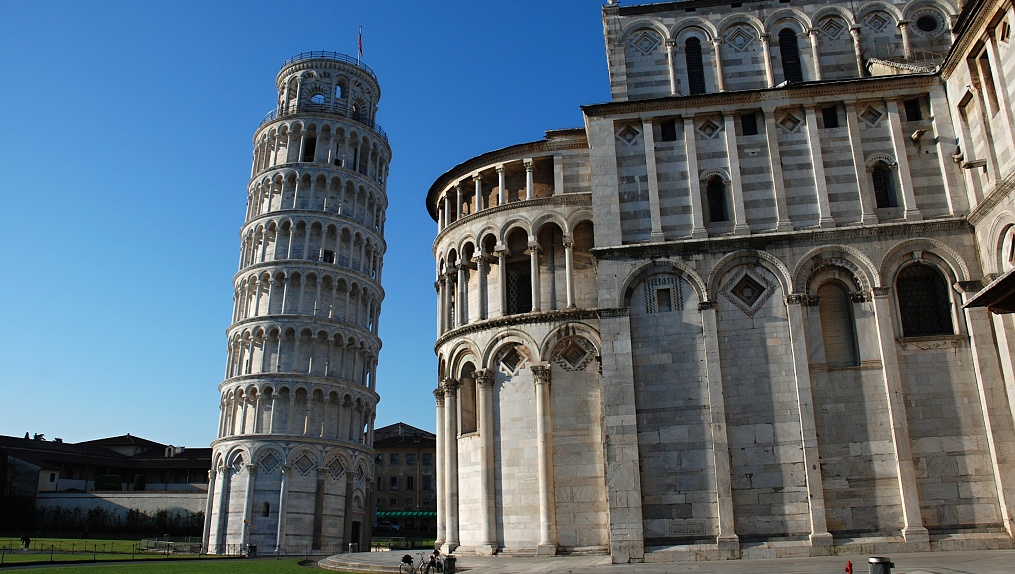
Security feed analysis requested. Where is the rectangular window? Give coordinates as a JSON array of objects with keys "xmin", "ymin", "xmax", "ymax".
[
  {"xmin": 406, "ymin": 499, "xmax": 414, "ymax": 507},
  {"xmin": 660, "ymin": 119, "xmax": 677, "ymax": 142},
  {"xmin": 377, "ymin": 477, "xmax": 382, "ymax": 490},
  {"xmin": 322, "ymin": 250, "xmax": 335, "ymax": 264},
  {"xmin": 389, "ymin": 476, "xmax": 398, "ymax": 490},
  {"xmin": 389, "ymin": 453, "xmax": 399, "ymax": 465},
  {"xmin": 821, "ymin": 106, "xmax": 839, "ymax": 128},
  {"xmin": 422, "ymin": 453, "xmax": 432, "ymax": 466},
  {"xmin": 407, "ymin": 476, "xmax": 415, "ymax": 490},
  {"xmin": 301, "ymin": 136, "xmax": 317, "ymax": 162},
  {"xmin": 423, "ymin": 475, "xmax": 433, "ymax": 490},
  {"xmin": 50, "ymin": 473, "xmax": 56, "ymax": 483},
  {"xmin": 741, "ymin": 112, "xmax": 758, "ymax": 136},
  {"xmin": 656, "ymin": 289, "xmax": 672, "ymax": 312},
  {"xmin": 904, "ymin": 98, "xmax": 923, "ymax": 121},
  {"xmin": 406, "ymin": 453, "xmax": 416, "ymax": 465},
  {"xmin": 390, "ymin": 497, "xmax": 397, "ymax": 506}
]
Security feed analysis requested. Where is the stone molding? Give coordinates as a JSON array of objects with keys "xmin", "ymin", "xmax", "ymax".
[
  {"xmin": 592, "ymin": 218, "xmax": 970, "ymax": 261},
  {"xmin": 968, "ymin": 173, "xmax": 1015, "ymax": 225},
  {"xmin": 434, "ymin": 193, "xmax": 593, "ymax": 245},
  {"xmin": 435, "ymin": 307, "xmax": 601, "ymax": 349}
]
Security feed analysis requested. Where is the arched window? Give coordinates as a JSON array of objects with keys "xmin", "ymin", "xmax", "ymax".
[
  {"xmin": 817, "ymin": 282, "xmax": 859, "ymax": 367},
  {"xmin": 505, "ymin": 228, "xmax": 532, "ymax": 314},
  {"xmin": 706, "ymin": 175, "xmax": 728, "ymax": 222},
  {"xmin": 779, "ymin": 28, "xmax": 804, "ymax": 83},
  {"xmin": 685, "ymin": 37, "xmax": 706, "ymax": 95},
  {"xmin": 459, "ymin": 362, "xmax": 478, "ymax": 434},
  {"xmin": 872, "ymin": 162, "xmax": 898, "ymax": 208},
  {"xmin": 897, "ymin": 263, "xmax": 952, "ymax": 336}
]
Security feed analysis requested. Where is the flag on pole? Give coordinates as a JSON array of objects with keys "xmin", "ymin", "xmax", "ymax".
[{"xmin": 358, "ymin": 26, "xmax": 363, "ymax": 61}]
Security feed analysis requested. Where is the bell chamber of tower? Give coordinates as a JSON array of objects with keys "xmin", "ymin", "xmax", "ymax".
[{"xmin": 205, "ymin": 51, "xmax": 390, "ymax": 556}]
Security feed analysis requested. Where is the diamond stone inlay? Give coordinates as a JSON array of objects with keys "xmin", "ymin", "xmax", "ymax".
[
  {"xmin": 820, "ymin": 19, "xmax": 845, "ymax": 39},
  {"xmin": 259, "ymin": 451, "xmax": 281, "ymax": 473},
  {"xmin": 722, "ymin": 267, "xmax": 776, "ymax": 317},
  {"xmin": 698, "ymin": 118, "xmax": 721, "ymax": 138},
  {"xmin": 865, "ymin": 13, "xmax": 889, "ymax": 32},
  {"xmin": 732, "ymin": 275, "xmax": 765, "ymax": 307},
  {"xmin": 726, "ymin": 27, "xmax": 755, "ymax": 51},
  {"xmin": 860, "ymin": 106, "xmax": 883, "ymax": 126},
  {"xmin": 293, "ymin": 452, "xmax": 315, "ymax": 475},
  {"xmin": 617, "ymin": 125, "xmax": 640, "ymax": 144},
  {"xmin": 501, "ymin": 347, "xmax": 522, "ymax": 373},
  {"xmin": 778, "ymin": 113, "xmax": 802, "ymax": 132},
  {"xmin": 630, "ymin": 31, "xmax": 661, "ymax": 55},
  {"xmin": 327, "ymin": 458, "xmax": 346, "ymax": 479}
]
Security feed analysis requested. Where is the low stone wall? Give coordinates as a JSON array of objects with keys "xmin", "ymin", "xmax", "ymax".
[{"xmin": 36, "ymin": 491, "xmax": 207, "ymax": 517}]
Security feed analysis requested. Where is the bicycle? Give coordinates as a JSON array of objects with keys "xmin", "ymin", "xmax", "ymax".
[{"xmin": 399, "ymin": 553, "xmax": 416, "ymax": 574}]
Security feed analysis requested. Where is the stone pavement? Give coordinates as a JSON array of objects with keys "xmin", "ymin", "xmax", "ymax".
[{"xmin": 319, "ymin": 549, "xmax": 1015, "ymax": 574}]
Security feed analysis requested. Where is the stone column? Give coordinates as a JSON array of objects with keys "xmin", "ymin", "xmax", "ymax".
[
  {"xmin": 683, "ymin": 117, "xmax": 707, "ymax": 237},
  {"xmin": 531, "ymin": 365, "xmax": 557, "ymax": 554},
  {"xmin": 871, "ymin": 289, "xmax": 929, "ymax": 547},
  {"xmin": 524, "ymin": 160, "xmax": 534, "ymax": 199},
  {"xmin": 699, "ymin": 302, "xmax": 738, "ymax": 553},
  {"xmin": 762, "ymin": 107, "xmax": 794, "ymax": 230},
  {"xmin": 761, "ymin": 34, "xmax": 775, "ymax": 87},
  {"xmin": 497, "ymin": 250, "xmax": 508, "ymax": 316},
  {"xmin": 474, "ymin": 255, "xmax": 488, "ymax": 320},
  {"xmin": 203, "ymin": 469, "xmax": 216, "ymax": 550},
  {"xmin": 899, "ymin": 21, "xmax": 912, "ymax": 60},
  {"xmin": 215, "ymin": 465, "xmax": 230, "ymax": 552},
  {"xmin": 712, "ymin": 38, "xmax": 726, "ymax": 91},
  {"xmin": 457, "ymin": 264, "xmax": 468, "ymax": 326},
  {"xmin": 844, "ymin": 99, "xmax": 880, "ymax": 224},
  {"xmin": 312, "ymin": 468, "xmax": 327, "ymax": 550},
  {"xmin": 455, "ymin": 184, "xmax": 464, "ymax": 220},
  {"xmin": 442, "ymin": 379, "xmax": 460, "ymax": 553},
  {"xmin": 808, "ymin": 30, "xmax": 822, "ymax": 81},
  {"xmin": 804, "ymin": 106, "xmax": 835, "ymax": 227},
  {"xmin": 528, "ymin": 241, "xmax": 541, "ymax": 312},
  {"xmin": 474, "ymin": 175, "xmax": 483, "ymax": 213},
  {"xmin": 475, "ymin": 369, "xmax": 498, "ymax": 555},
  {"xmin": 642, "ymin": 118, "xmax": 665, "ymax": 241},
  {"xmin": 665, "ymin": 40, "xmax": 678, "ymax": 95},
  {"xmin": 497, "ymin": 165, "xmax": 506, "ymax": 205},
  {"xmin": 722, "ymin": 113, "xmax": 751, "ymax": 234},
  {"xmin": 785, "ymin": 295, "xmax": 833, "ymax": 546},
  {"xmin": 986, "ymin": 29, "xmax": 1015, "ymax": 154},
  {"xmin": 886, "ymin": 100, "xmax": 922, "ymax": 221},
  {"xmin": 275, "ymin": 464, "xmax": 291, "ymax": 554},
  {"xmin": 435, "ymin": 278, "xmax": 444, "ymax": 335},
  {"xmin": 850, "ymin": 26, "xmax": 865, "ymax": 77},
  {"xmin": 434, "ymin": 388, "xmax": 447, "ymax": 549},
  {"xmin": 563, "ymin": 238, "xmax": 576, "ymax": 309},
  {"xmin": 241, "ymin": 464, "xmax": 258, "ymax": 549}
]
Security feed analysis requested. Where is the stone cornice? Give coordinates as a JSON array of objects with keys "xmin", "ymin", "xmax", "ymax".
[
  {"xmin": 218, "ymin": 373, "xmax": 380, "ymax": 403},
  {"xmin": 968, "ymin": 173, "xmax": 1015, "ymax": 225},
  {"xmin": 240, "ymin": 209, "xmax": 386, "ymax": 250},
  {"xmin": 434, "ymin": 308, "xmax": 601, "ymax": 350},
  {"xmin": 227, "ymin": 315, "xmax": 381, "ymax": 349},
  {"xmin": 591, "ymin": 218, "xmax": 972, "ymax": 260},
  {"xmin": 212, "ymin": 434, "xmax": 376, "ymax": 454},
  {"xmin": 581, "ymin": 75, "xmax": 939, "ymax": 118},
  {"xmin": 434, "ymin": 193, "xmax": 593, "ymax": 249},
  {"xmin": 232, "ymin": 260, "xmax": 385, "ymax": 296}
]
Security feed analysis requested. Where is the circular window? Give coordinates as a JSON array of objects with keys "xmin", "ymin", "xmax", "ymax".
[
  {"xmin": 916, "ymin": 15, "xmax": 938, "ymax": 32},
  {"xmin": 912, "ymin": 10, "xmax": 946, "ymax": 36}
]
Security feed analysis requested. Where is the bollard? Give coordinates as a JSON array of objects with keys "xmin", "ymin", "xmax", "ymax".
[
  {"xmin": 444, "ymin": 554, "xmax": 456, "ymax": 574},
  {"xmin": 868, "ymin": 556, "xmax": 893, "ymax": 574}
]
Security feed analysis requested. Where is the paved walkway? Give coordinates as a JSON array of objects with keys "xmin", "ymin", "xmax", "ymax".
[{"xmin": 320, "ymin": 549, "xmax": 1015, "ymax": 574}]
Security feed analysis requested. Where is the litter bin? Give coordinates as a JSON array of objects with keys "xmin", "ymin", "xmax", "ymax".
[
  {"xmin": 444, "ymin": 555, "xmax": 456, "ymax": 574},
  {"xmin": 868, "ymin": 556, "xmax": 893, "ymax": 574},
  {"xmin": 247, "ymin": 545, "xmax": 257, "ymax": 559},
  {"xmin": 348, "ymin": 543, "xmax": 359, "ymax": 553}
]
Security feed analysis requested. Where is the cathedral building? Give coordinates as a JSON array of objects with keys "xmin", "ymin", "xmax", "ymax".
[
  {"xmin": 205, "ymin": 52, "xmax": 389, "ymax": 555},
  {"xmin": 426, "ymin": 0, "xmax": 1015, "ymax": 562}
]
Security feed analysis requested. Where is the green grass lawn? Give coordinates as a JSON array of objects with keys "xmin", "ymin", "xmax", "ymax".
[{"xmin": 0, "ymin": 558, "xmax": 328, "ymax": 573}]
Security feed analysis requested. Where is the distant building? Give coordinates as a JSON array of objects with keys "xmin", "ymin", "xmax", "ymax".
[
  {"xmin": 373, "ymin": 423, "xmax": 437, "ymax": 534},
  {"xmin": 0, "ymin": 433, "xmax": 210, "ymax": 529}
]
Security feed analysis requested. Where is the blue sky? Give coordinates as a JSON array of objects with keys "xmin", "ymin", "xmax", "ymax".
[{"xmin": 1, "ymin": 1, "xmax": 610, "ymax": 447}]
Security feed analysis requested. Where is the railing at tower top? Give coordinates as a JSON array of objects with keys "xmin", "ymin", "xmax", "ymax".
[
  {"xmin": 282, "ymin": 51, "xmax": 376, "ymax": 79},
  {"xmin": 259, "ymin": 103, "xmax": 388, "ymax": 141}
]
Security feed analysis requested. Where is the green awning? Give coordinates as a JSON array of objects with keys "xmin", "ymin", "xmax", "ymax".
[{"xmin": 376, "ymin": 511, "xmax": 437, "ymax": 518}]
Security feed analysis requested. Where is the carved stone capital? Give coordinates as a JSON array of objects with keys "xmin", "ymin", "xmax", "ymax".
[
  {"xmin": 244, "ymin": 463, "xmax": 259, "ymax": 476},
  {"xmin": 442, "ymin": 378, "xmax": 460, "ymax": 396},
  {"xmin": 433, "ymin": 388, "xmax": 445, "ymax": 406},
  {"xmin": 474, "ymin": 368, "xmax": 494, "ymax": 387},
  {"xmin": 872, "ymin": 286, "xmax": 892, "ymax": 297},
  {"xmin": 280, "ymin": 464, "xmax": 292, "ymax": 475},
  {"xmin": 698, "ymin": 300, "xmax": 717, "ymax": 311},
  {"xmin": 957, "ymin": 280, "xmax": 985, "ymax": 293},
  {"xmin": 531, "ymin": 365, "xmax": 551, "ymax": 385},
  {"xmin": 563, "ymin": 239, "xmax": 575, "ymax": 249},
  {"xmin": 786, "ymin": 293, "xmax": 808, "ymax": 305}
]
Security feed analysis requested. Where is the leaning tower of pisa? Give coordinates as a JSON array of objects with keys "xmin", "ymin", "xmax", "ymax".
[{"xmin": 205, "ymin": 52, "xmax": 390, "ymax": 555}]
